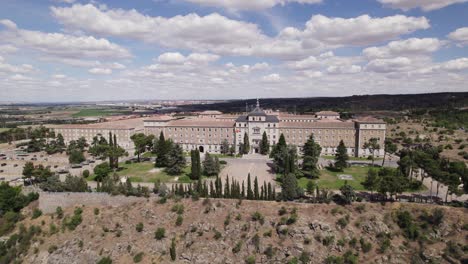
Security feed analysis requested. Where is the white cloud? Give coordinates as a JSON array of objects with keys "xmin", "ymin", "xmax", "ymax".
[
  {"xmin": 261, "ymin": 73, "xmax": 281, "ymax": 82},
  {"xmin": 300, "ymin": 14, "xmax": 430, "ymax": 46},
  {"xmin": 363, "ymin": 38, "xmax": 444, "ymax": 59},
  {"xmin": 89, "ymin": 68, "xmax": 112, "ymax": 74},
  {"xmin": 157, "ymin": 52, "xmax": 220, "ymax": 65},
  {"xmin": 287, "ymin": 52, "xmax": 362, "ymax": 76},
  {"xmin": 157, "ymin": 53, "xmax": 186, "ymax": 65},
  {"xmin": 448, "ymin": 27, "xmax": 468, "ymax": 46},
  {"xmin": 52, "ymin": 74, "xmax": 66, "ymax": 79},
  {"xmin": 0, "ymin": 55, "xmax": 34, "ymax": 74},
  {"xmin": 184, "ymin": 0, "xmax": 321, "ymax": 10},
  {"xmin": 0, "ymin": 44, "xmax": 18, "ymax": 54},
  {"xmin": 0, "ymin": 19, "xmax": 131, "ymax": 60},
  {"xmin": 440, "ymin": 58, "xmax": 468, "ymax": 71},
  {"xmin": 51, "ymin": 4, "xmax": 430, "ymax": 60},
  {"xmin": 365, "ymin": 57, "xmax": 413, "ymax": 73},
  {"xmin": 378, "ymin": 0, "xmax": 468, "ymax": 11}
]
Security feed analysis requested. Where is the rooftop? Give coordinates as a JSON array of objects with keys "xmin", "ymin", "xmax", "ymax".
[
  {"xmin": 49, "ymin": 117, "xmax": 146, "ymax": 130},
  {"xmin": 167, "ymin": 118, "xmax": 235, "ymax": 128}
]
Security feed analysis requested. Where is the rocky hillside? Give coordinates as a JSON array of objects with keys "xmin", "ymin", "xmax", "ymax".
[{"xmin": 10, "ymin": 198, "xmax": 468, "ymax": 263}]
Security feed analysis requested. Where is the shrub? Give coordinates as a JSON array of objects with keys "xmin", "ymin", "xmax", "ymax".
[
  {"xmin": 171, "ymin": 204, "xmax": 184, "ymax": 215},
  {"xmin": 232, "ymin": 241, "xmax": 242, "ymax": 254},
  {"xmin": 251, "ymin": 211, "xmax": 265, "ymax": 225},
  {"xmin": 155, "ymin": 228, "xmax": 165, "ymax": 240},
  {"xmin": 278, "ymin": 206, "xmax": 287, "ymax": 216},
  {"xmin": 213, "ymin": 230, "xmax": 222, "ymax": 240},
  {"xmin": 245, "ymin": 255, "xmax": 255, "ymax": 264},
  {"xmin": 170, "ymin": 238, "xmax": 176, "ymax": 261},
  {"xmin": 32, "ymin": 208, "xmax": 42, "ymax": 219},
  {"xmin": 322, "ymin": 235, "xmax": 335, "ymax": 246},
  {"xmin": 360, "ymin": 238, "xmax": 372, "ymax": 253},
  {"xmin": 299, "ymin": 251, "xmax": 310, "ymax": 263},
  {"xmin": 133, "ymin": 252, "xmax": 144, "ymax": 263},
  {"xmin": 264, "ymin": 244, "xmax": 275, "ymax": 258},
  {"xmin": 336, "ymin": 215, "xmax": 350, "ymax": 228},
  {"xmin": 97, "ymin": 256, "xmax": 112, "ymax": 264},
  {"xmin": 263, "ymin": 229, "xmax": 272, "ymax": 237},
  {"xmin": 56, "ymin": 206, "xmax": 64, "ymax": 219},
  {"xmin": 136, "ymin": 222, "xmax": 144, "ymax": 232},
  {"xmin": 175, "ymin": 215, "xmax": 183, "ymax": 226},
  {"xmin": 94, "ymin": 208, "xmax": 100, "ymax": 215},
  {"xmin": 48, "ymin": 245, "xmax": 58, "ymax": 253},
  {"xmin": 82, "ymin": 169, "xmax": 90, "ymax": 178}
]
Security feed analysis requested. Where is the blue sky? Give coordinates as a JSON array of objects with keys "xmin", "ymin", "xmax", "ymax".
[{"xmin": 0, "ymin": 0, "xmax": 467, "ymax": 102}]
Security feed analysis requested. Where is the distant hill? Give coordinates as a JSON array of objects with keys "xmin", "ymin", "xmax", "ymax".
[{"xmin": 178, "ymin": 92, "xmax": 468, "ymax": 113}]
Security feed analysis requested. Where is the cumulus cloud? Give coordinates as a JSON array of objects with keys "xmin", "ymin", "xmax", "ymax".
[
  {"xmin": 365, "ymin": 57, "xmax": 413, "ymax": 73},
  {"xmin": 0, "ymin": 44, "xmax": 18, "ymax": 54},
  {"xmin": 300, "ymin": 14, "xmax": 430, "ymax": 46},
  {"xmin": 184, "ymin": 0, "xmax": 321, "ymax": 10},
  {"xmin": 378, "ymin": 0, "xmax": 468, "ymax": 11},
  {"xmin": 363, "ymin": 38, "xmax": 445, "ymax": 59},
  {"xmin": 261, "ymin": 73, "xmax": 281, "ymax": 82},
  {"xmin": 88, "ymin": 68, "xmax": 112, "ymax": 74},
  {"xmin": 448, "ymin": 27, "xmax": 468, "ymax": 46},
  {"xmin": 0, "ymin": 19, "xmax": 131, "ymax": 60},
  {"xmin": 50, "ymin": 4, "xmax": 430, "ymax": 60}
]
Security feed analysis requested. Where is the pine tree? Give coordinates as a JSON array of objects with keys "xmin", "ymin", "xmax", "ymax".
[
  {"xmin": 165, "ymin": 144, "xmax": 186, "ymax": 175},
  {"xmin": 254, "ymin": 176, "xmax": 259, "ymax": 200},
  {"xmin": 156, "ymin": 132, "xmax": 170, "ymax": 167},
  {"xmin": 334, "ymin": 140, "xmax": 349, "ymax": 172},
  {"xmin": 302, "ymin": 134, "xmax": 322, "ymax": 178},
  {"xmin": 221, "ymin": 139, "xmax": 230, "ymax": 155},
  {"xmin": 203, "ymin": 153, "xmax": 218, "ymax": 176},
  {"xmin": 259, "ymin": 131, "xmax": 270, "ymax": 155},
  {"xmin": 247, "ymin": 173, "xmax": 253, "ymax": 199},
  {"xmin": 243, "ymin": 132, "xmax": 250, "ymax": 154}
]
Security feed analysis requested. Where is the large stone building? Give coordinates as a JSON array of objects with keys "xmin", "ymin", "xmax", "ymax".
[{"xmin": 50, "ymin": 100, "xmax": 386, "ymax": 157}]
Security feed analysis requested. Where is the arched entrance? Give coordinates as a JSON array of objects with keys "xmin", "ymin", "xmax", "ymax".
[{"xmin": 199, "ymin": 146, "xmax": 204, "ymax": 153}]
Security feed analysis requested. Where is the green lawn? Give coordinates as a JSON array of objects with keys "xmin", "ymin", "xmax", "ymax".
[
  {"xmin": 72, "ymin": 108, "xmax": 131, "ymax": 117},
  {"xmin": 321, "ymin": 155, "xmax": 382, "ymax": 161},
  {"xmin": 297, "ymin": 165, "xmax": 373, "ymax": 190},
  {"xmin": 0, "ymin": 128, "xmax": 11, "ymax": 133},
  {"xmin": 88, "ymin": 162, "xmax": 193, "ymax": 183}
]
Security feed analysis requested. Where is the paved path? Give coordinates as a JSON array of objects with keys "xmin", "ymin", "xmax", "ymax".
[{"xmin": 219, "ymin": 154, "xmax": 277, "ymax": 187}]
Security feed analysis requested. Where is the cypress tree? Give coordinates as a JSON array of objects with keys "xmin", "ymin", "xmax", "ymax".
[
  {"xmin": 225, "ymin": 176, "xmax": 230, "ymax": 198},
  {"xmin": 334, "ymin": 140, "xmax": 349, "ymax": 172},
  {"xmin": 254, "ymin": 176, "xmax": 259, "ymax": 200},
  {"xmin": 113, "ymin": 134, "xmax": 118, "ymax": 168},
  {"xmin": 170, "ymin": 238, "xmax": 176, "ymax": 261},
  {"xmin": 247, "ymin": 173, "xmax": 253, "ymax": 199},
  {"xmin": 260, "ymin": 185, "xmax": 264, "ymax": 200},
  {"xmin": 108, "ymin": 132, "xmax": 114, "ymax": 168},
  {"xmin": 259, "ymin": 131, "xmax": 270, "ymax": 155},
  {"xmin": 190, "ymin": 150, "xmax": 201, "ymax": 180},
  {"xmin": 243, "ymin": 132, "xmax": 250, "ymax": 154},
  {"xmin": 210, "ymin": 181, "xmax": 215, "ymax": 198},
  {"xmin": 241, "ymin": 181, "xmax": 245, "ymax": 198},
  {"xmin": 267, "ymin": 182, "xmax": 272, "ymax": 200}
]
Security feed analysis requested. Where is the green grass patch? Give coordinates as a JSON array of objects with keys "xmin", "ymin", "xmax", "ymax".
[
  {"xmin": 297, "ymin": 165, "xmax": 373, "ymax": 190},
  {"xmin": 87, "ymin": 162, "xmax": 193, "ymax": 183},
  {"xmin": 321, "ymin": 155, "xmax": 382, "ymax": 161},
  {"xmin": 71, "ymin": 108, "xmax": 131, "ymax": 117},
  {"xmin": 0, "ymin": 128, "xmax": 11, "ymax": 133}
]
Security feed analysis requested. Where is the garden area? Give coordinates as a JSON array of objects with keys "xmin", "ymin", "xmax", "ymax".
[{"xmin": 298, "ymin": 165, "xmax": 372, "ymax": 190}]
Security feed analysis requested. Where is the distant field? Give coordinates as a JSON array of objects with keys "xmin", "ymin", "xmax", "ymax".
[{"xmin": 71, "ymin": 108, "xmax": 131, "ymax": 117}]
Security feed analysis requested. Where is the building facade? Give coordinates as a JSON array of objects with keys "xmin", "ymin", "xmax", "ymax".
[{"xmin": 50, "ymin": 101, "xmax": 386, "ymax": 157}]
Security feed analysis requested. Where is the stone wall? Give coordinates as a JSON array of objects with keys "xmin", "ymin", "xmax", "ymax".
[{"xmin": 37, "ymin": 192, "xmax": 145, "ymax": 214}]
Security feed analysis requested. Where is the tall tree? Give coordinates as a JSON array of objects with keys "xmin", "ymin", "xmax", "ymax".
[
  {"xmin": 281, "ymin": 173, "xmax": 300, "ymax": 201},
  {"xmin": 165, "ymin": 144, "xmax": 186, "ymax": 175},
  {"xmin": 334, "ymin": 140, "xmax": 349, "ymax": 172},
  {"xmin": 259, "ymin": 131, "xmax": 270, "ymax": 155},
  {"xmin": 339, "ymin": 181, "xmax": 356, "ymax": 205},
  {"xmin": 363, "ymin": 138, "xmax": 380, "ymax": 166},
  {"xmin": 253, "ymin": 176, "xmax": 259, "ymax": 200},
  {"xmin": 362, "ymin": 168, "xmax": 379, "ymax": 200},
  {"xmin": 221, "ymin": 139, "xmax": 230, "ymax": 155},
  {"xmin": 243, "ymin": 132, "xmax": 250, "ymax": 154},
  {"xmin": 203, "ymin": 153, "xmax": 219, "ymax": 176},
  {"xmin": 155, "ymin": 132, "xmax": 171, "ymax": 167},
  {"xmin": 131, "ymin": 133, "xmax": 149, "ymax": 162},
  {"xmin": 302, "ymin": 134, "xmax": 322, "ymax": 178},
  {"xmin": 190, "ymin": 150, "xmax": 201, "ymax": 180},
  {"xmin": 382, "ymin": 138, "xmax": 397, "ymax": 167},
  {"xmin": 247, "ymin": 173, "xmax": 253, "ymax": 199}
]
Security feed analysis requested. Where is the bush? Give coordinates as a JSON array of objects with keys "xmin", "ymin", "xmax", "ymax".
[
  {"xmin": 213, "ymin": 230, "xmax": 222, "ymax": 240},
  {"xmin": 94, "ymin": 208, "xmax": 100, "ymax": 215},
  {"xmin": 136, "ymin": 222, "xmax": 144, "ymax": 232},
  {"xmin": 56, "ymin": 207, "xmax": 63, "ymax": 219},
  {"xmin": 155, "ymin": 228, "xmax": 165, "ymax": 240},
  {"xmin": 264, "ymin": 244, "xmax": 275, "ymax": 258},
  {"xmin": 336, "ymin": 215, "xmax": 350, "ymax": 228},
  {"xmin": 171, "ymin": 204, "xmax": 184, "ymax": 215},
  {"xmin": 48, "ymin": 245, "xmax": 58, "ymax": 253},
  {"xmin": 278, "ymin": 206, "xmax": 287, "ymax": 216},
  {"xmin": 299, "ymin": 251, "xmax": 310, "ymax": 263},
  {"xmin": 32, "ymin": 208, "xmax": 42, "ymax": 219},
  {"xmin": 360, "ymin": 238, "xmax": 372, "ymax": 253},
  {"xmin": 82, "ymin": 169, "xmax": 90, "ymax": 178},
  {"xmin": 170, "ymin": 238, "xmax": 176, "ymax": 261},
  {"xmin": 251, "ymin": 211, "xmax": 265, "ymax": 225},
  {"xmin": 245, "ymin": 255, "xmax": 255, "ymax": 264},
  {"xmin": 133, "ymin": 252, "xmax": 144, "ymax": 263},
  {"xmin": 175, "ymin": 215, "xmax": 183, "ymax": 226},
  {"xmin": 97, "ymin": 257, "xmax": 112, "ymax": 264},
  {"xmin": 232, "ymin": 241, "xmax": 242, "ymax": 254}
]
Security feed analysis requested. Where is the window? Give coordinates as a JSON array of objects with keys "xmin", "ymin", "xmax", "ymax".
[{"xmin": 253, "ymin": 127, "xmax": 260, "ymax": 134}]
